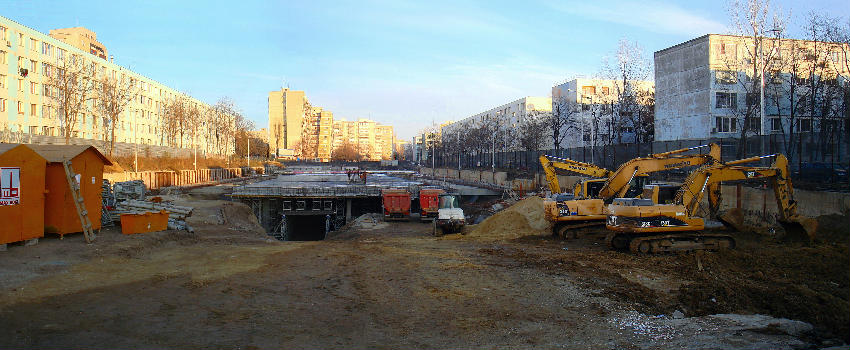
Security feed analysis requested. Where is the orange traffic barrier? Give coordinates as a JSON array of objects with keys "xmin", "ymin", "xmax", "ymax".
[{"xmin": 120, "ymin": 210, "xmax": 169, "ymax": 235}]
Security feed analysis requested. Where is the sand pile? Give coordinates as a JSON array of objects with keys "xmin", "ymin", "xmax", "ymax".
[{"xmin": 466, "ymin": 197, "xmax": 551, "ymax": 241}]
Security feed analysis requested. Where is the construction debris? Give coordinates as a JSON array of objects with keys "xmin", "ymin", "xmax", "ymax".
[
  {"xmin": 113, "ymin": 180, "xmax": 146, "ymax": 202},
  {"xmin": 110, "ymin": 199, "xmax": 194, "ymax": 232}
]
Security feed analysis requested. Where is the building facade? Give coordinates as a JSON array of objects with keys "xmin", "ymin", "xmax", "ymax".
[
  {"xmin": 268, "ymin": 88, "xmax": 307, "ymax": 157},
  {"xmin": 0, "ymin": 16, "xmax": 227, "ymax": 155},
  {"xmin": 441, "ymin": 96, "xmax": 551, "ymax": 145},
  {"xmin": 301, "ymin": 107, "xmax": 333, "ymax": 161},
  {"xmin": 654, "ymin": 34, "xmax": 849, "ymax": 141},
  {"xmin": 552, "ymin": 78, "xmax": 655, "ymax": 148},
  {"xmin": 331, "ymin": 118, "xmax": 395, "ymax": 161}
]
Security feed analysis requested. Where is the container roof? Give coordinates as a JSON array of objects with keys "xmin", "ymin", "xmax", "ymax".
[
  {"xmin": 27, "ymin": 145, "xmax": 112, "ymax": 165},
  {"xmin": 0, "ymin": 143, "xmax": 47, "ymax": 161}
]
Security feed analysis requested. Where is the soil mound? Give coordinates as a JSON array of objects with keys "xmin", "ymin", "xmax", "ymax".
[
  {"xmin": 466, "ymin": 197, "xmax": 551, "ymax": 241},
  {"xmin": 182, "ymin": 200, "xmax": 265, "ymax": 237}
]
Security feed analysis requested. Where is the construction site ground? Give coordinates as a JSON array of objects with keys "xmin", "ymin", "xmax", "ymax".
[{"xmin": 0, "ymin": 191, "xmax": 847, "ymax": 349}]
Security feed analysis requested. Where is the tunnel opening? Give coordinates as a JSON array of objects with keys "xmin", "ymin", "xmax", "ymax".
[{"xmin": 284, "ymin": 215, "xmax": 331, "ymax": 241}]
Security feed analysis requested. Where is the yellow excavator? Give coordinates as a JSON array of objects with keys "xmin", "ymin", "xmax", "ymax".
[
  {"xmin": 541, "ymin": 144, "xmax": 722, "ymax": 237},
  {"xmin": 605, "ymin": 153, "xmax": 817, "ymax": 253}
]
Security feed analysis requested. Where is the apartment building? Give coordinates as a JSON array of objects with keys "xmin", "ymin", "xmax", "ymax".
[
  {"xmin": 440, "ymin": 96, "xmax": 551, "ymax": 149},
  {"xmin": 551, "ymin": 78, "xmax": 655, "ymax": 147},
  {"xmin": 0, "ymin": 16, "xmax": 225, "ymax": 154},
  {"xmin": 268, "ymin": 88, "xmax": 307, "ymax": 157},
  {"xmin": 375, "ymin": 124, "xmax": 394, "ymax": 161},
  {"xmin": 331, "ymin": 118, "xmax": 395, "ymax": 161},
  {"xmin": 654, "ymin": 34, "xmax": 849, "ymax": 141},
  {"xmin": 301, "ymin": 107, "xmax": 333, "ymax": 161},
  {"xmin": 48, "ymin": 27, "xmax": 107, "ymax": 60}
]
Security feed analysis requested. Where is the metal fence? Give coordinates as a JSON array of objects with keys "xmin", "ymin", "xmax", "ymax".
[{"xmin": 432, "ymin": 133, "xmax": 849, "ymax": 173}]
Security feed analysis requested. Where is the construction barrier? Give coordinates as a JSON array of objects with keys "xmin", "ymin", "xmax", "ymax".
[{"xmin": 104, "ymin": 167, "xmax": 264, "ymax": 190}]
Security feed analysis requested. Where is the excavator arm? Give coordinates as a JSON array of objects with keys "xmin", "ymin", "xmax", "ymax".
[
  {"xmin": 660, "ymin": 153, "xmax": 813, "ymax": 241},
  {"xmin": 539, "ymin": 155, "xmax": 612, "ymax": 194},
  {"xmin": 596, "ymin": 143, "xmax": 722, "ymax": 200}
]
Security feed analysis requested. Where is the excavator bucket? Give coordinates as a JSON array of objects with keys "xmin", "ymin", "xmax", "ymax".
[
  {"xmin": 780, "ymin": 215, "xmax": 818, "ymax": 242},
  {"xmin": 717, "ymin": 208, "xmax": 746, "ymax": 232}
]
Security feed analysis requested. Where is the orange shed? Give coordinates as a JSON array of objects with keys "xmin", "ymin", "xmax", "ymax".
[
  {"xmin": 29, "ymin": 145, "xmax": 112, "ymax": 237},
  {"xmin": 0, "ymin": 144, "xmax": 47, "ymax": 246}
]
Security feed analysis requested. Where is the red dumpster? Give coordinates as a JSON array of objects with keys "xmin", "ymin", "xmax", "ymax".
[
  {"xmin": 418, "ymin": 188, "xmax": 444, "ymax": 221},
  {"xmin": 381, "ymin": 188, "xmax": 411, "ymax": 221}
]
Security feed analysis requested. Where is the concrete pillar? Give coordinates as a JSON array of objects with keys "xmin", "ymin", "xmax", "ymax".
[{"xmin": 345, "ymin": 198, "xmax": 352, "ymax": 222}]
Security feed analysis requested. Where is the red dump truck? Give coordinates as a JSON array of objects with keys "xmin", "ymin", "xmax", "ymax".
[
  {"xmin": 382, "ymin": 188, "xmax": 411, "ymax": 221},
  {"xmin": 418, "ymin": 188, "xmax": 445, "ymax": 222}
]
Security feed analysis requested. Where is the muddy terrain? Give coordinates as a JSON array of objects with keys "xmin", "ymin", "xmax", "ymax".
[{"xmin": 0, "ymin": 195, "xmax": 846, "ymax": 349}]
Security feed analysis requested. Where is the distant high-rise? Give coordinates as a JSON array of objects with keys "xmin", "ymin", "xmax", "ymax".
[{"xmin": 268, "ymin": 88, "xmax": 306, "ymax": 157}]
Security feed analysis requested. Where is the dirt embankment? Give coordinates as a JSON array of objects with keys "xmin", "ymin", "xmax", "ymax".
[{"xmin": 464, "ymin": 197, "xmax": 551, "ymax": 241}]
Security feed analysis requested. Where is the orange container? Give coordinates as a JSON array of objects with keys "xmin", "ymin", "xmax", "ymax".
[
  {"xmin": 120, "ymin": 210, "xmax": 169, "ymax": 235},
  {"xmin": 0, "ymin": 144, "xmax": 47, "ymax": 245},
  {"xmin": 30, "ymin": 145, "xmax": 112, "ymax": 237}
]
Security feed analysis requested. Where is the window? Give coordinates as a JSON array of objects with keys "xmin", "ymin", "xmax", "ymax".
[
  {"xmin": 746, "ymin": 92, "xmax": 759, "ymax": 108},
  {"xmin": 18, "ymin": 33, "xmax": 23, "ymax": 47},
  {"xmin": 0, "ymin": 98, "xmax": 5, "ymax": 112},
  {"xmin": 30, "ymin": 38, "xmax": 37, "ymax": 51},
  {"xmin": 715, "ymin": 70, "xmax": 736, "ymax": 84},
  {"xmin": 715, "ymin": 116, "xmax": 737, "ymax": 133},
  {"xmin": 748, "ymin": 116, "xmax": 761, "ymax": 131},
  {"xmin": 30, "ymin": 103, "xmax": 36, "ymax": 116},
  {"xmin": 715, "ymin": 92, "xmax": 737, "ymax": 109},
  {"xmin": 17, "ymin": 78, "xmax": 23, "ymax": 92},
  {"xmin": 17, "ymin": 101, "xmax": 23, "ymax": 114},
  {"xmin": 0, "ymin": 50, "xmax": 5, "ymax": 64},
  {"xmin": 30, "ymin": 81, "xmax": 37, "ymax": 94},
  {"xmin": 770, "ymin": 118, "xmax": 782, "ymax": 132},
  {"xmin": 602, "ymin": 87, "xmax": 610, "ymax": 95},
  {"xmin": 798, "ymin": 119, "xmax": 812, "ymax": 132},
  {"xmin": 29, "ymin": 126, "xmax": 37, "ymax": 134},
  {"xmin": 582, "ymin": 86, "xmax": 596, "ymax": 95},
  {"xmin": 30, "ymin": 59, "xmax": 36, "ymax": 74},
  {"xmin": 0, "ymin": 74, "xmax": 5, "ymax": 89},
  {"xmin": 0, "ymin": 25, "xmax": 6, "ymax": 41}
]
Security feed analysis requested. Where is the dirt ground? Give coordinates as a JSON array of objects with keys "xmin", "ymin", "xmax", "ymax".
[{"xmin": 0, "ymin": 195, "xmax": 847, "ymax": 349}]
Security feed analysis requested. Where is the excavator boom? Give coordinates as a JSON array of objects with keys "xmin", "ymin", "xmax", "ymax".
[
  {"xmin": 539, "ymin": 155, "xmax": 612, "ymax": 194},
  {"xmin": 597, "ymin": 143, "xmax": 722, "ymax": 200}
]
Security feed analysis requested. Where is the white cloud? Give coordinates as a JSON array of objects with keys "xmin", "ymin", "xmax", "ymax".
[{"xmin": 548, "ymin": 0, "xmax": 728, "ymax": 37}]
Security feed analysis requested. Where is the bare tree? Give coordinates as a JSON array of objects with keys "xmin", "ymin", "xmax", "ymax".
[
  {"xmin": 726, "ymin": 0, "xmax": 789, "ymax": 157},
  {"xmin": 95, "ymin": 72, "xmax": 139, "ymax": 156},
  {"xmin": 518, "ymin": 110, "xmax": 548, "ymax": 152},
  {"xmin": 600, "ymin": 39, "xmax": 653, "ymax": 146},
  {"xmin": 45, "ymin": 53, "xmax": 97, "ymax": 144},
  {"xmin": 548, "ymin": 95, "xmax": 581, "ymax": 151}
]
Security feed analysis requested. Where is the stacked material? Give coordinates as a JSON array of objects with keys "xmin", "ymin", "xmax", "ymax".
[
  {"xmin": 113, "ymin": 180, "xmax": 146, "ymax": 202},
  {"xmin": 111, "ymin": 199, "xmax": 194, "ymax": 231}
]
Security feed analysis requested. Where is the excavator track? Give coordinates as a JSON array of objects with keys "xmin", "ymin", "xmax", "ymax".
[
  {"xmin": 626, "ymin": 233, "xmax": 735, "ymax": 254},
  {"xmin": 606, "ymin": 231, "xmax": 734, "ymax": 253},
  {"xmin": 553, "ymin": 221, "xmax": 605, "ymax": 238}
]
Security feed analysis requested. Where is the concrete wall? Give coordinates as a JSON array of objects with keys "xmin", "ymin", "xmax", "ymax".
[
  {"xmin": 105, "ymin": 166, "xmax": 263, "ymax": 190},
  {"xmin": 654, "ymin": 35, "xmax": 712, "ymax": 141},
  {"xmin": 718, "ymin": 185, "xmax": 850, "ymax": 224}
]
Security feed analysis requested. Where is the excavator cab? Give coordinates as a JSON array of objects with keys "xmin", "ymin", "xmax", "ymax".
[{"xmin": 642, "ymin": 183, "xmax": 680, "ymax": 204}]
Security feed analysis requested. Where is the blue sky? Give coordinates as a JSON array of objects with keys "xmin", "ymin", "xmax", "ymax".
[{"xmin": 4, "ymin": 0, "xmax": 848, "ymax": 140}]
